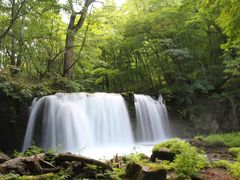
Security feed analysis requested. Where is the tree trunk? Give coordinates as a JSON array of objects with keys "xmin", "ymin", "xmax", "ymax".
[
  {"xmin": 10, "ymin": 36, "xmax": 17, "ymax": 66},
  {"xmin": 63, "ymin": 30, "xmax": 75, "ymax": 78},
  {"xmin": 63, "ymin": 0, "xmax": 95, "ymax": 79}
]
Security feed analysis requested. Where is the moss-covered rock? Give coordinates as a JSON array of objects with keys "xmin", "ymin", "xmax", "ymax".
[
  {"xmin": 150, "ymin": 147, "xmax": 175, "ymax": 162},
  {"xmin": 125, "ymin": 162, "xmax": 167, "ymax": 180},
  {"xmin": 152, "ymin": 139, "xmax": 207, "ymax": 179}
]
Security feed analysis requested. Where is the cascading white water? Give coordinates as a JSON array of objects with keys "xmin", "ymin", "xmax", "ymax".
[
  {"xmin": 134, "ymin": 94, "xmax": 170, "ymax": 143},
  {"xmin": 22, "ymin": 93, "xmax": 134, "ymax": 152},
  {"xmin": 23, "ymin": 92, "xmax": 171, "ymax": 158}
]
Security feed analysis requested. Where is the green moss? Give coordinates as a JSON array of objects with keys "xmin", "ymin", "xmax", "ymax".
[
  {"xmin": 0, "ymin": 173, "xmax": 58, "ymax": 180},
  {"xmin": 141, "ymin": 161, "xmax": 173, "ymax": 171},
  {"xmin": 153, "ymin": 138, "xmax": 193, "ymax": 154}
]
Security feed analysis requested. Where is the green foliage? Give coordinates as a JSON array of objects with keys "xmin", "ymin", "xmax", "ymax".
[
  {"xmin": 228, "ymin": 147, "xmax": 240, "ymax": 156},
  {"xmin": 212, "ymin": 160, "xmax": 231, "ymax": 169},
  {"xmin": 50, "ymin": 76, "xmax": 84, "ymax": 93},
  {"xmin": 153, "ymin": 138, "xmax": 207, "ymax": 179},
  {"xmin": 200, "ymin": 132, "xmax": 240, "ymax": 147},
  {"xmin": 13, "ymin": 146, "xmax": 45, "ymax": 157},
  {"xmin": 230, "ymin": 162, "xmax": 240, "ymax": 179},
  {"xmin": 102, "ymin": 168, "xmax": 125, "ymax": 180},
  {"xmin": 124, "ymin": 153, "xmax": 149, "ymax": 163},
  {"xmin": 174, "ymin": 149, "xmax": 207, "ymax": 179},
  {"xmin": 153, "ymin": 138, "xmax": 191, "ymax": 154}
]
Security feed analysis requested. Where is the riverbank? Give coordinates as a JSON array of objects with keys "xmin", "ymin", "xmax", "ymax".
[{"xmin": 0, "ymin": 132, "xmax": 239, "ymax": 179}]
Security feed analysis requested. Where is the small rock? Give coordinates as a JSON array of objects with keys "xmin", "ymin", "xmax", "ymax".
[{"xmin": 150, "ymin": 147, "xmax": 175, "ymax": 162}]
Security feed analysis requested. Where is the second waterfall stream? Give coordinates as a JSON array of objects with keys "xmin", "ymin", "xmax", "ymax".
[{"xmin": 23, "ymin": 93, "xmax": 171, "ymax": 158}]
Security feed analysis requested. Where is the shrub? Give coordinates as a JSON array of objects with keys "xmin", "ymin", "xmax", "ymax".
[
  {"xmin": 173, "ymin": 145, "xmax": 207, "ymax": 179},
  {"xmin": 153, "ymin": 138, "xmax": 207, "ymax": 179},
  {"xmin": 230, "ymin": 162, "xmax": 240, "ymax": 179}
]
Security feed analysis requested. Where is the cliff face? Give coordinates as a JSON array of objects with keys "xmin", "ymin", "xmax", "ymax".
[
  {"xmin": 168, "ymin": 96, "xmax": 240, "ymax": 137},
  {"xmin": 0, "ymin": 94, "xmax": 30, "ymax": 153}
]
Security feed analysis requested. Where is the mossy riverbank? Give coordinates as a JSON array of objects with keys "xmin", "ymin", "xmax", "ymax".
[{"xmin": 0, "ymin": 132, "xmax": 239, "ymax": 180}]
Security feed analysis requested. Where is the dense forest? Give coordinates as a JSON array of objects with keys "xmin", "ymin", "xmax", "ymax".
[
  {"xmin": 1, "ymin": 0, "xmax": 239, "ymax": 133},
  {"xmin": 0, "ymin": 0, "xmax": 240, "ymax": 179}
]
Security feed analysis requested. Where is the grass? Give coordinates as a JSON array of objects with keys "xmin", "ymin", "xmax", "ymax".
[
  {"xmin": 228, "ymin": 147, "xmax": 240, "ymax": 156},
  {"xmin": 194, "ymin": 132, "xmax": 240, "ymax": 147}
]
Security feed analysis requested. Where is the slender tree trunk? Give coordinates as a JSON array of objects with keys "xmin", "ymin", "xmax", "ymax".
[
  {"xmin": 10, "ymin": 36, "xmax": 17, "ymax": 66},
  {"xmin": 63, "ymin": 0, "xmax": 95, "ymax": 79},
  {"xmin": 16, "ymin": 15, "xmax": 26, "ymax": 68},
  {"xmin": 10, "ymin": 0, "xmax": 17, "ymax": 67},
  {"xmin": 63, "ymin": 30, "xmax": 75, "ymax": 78}
]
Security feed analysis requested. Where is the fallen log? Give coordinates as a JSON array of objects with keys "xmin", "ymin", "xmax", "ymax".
[
  {"xmin": 57, "ymin": 153, "xmax": 113, "ymax": 171},
  {"xmin": 0, "ymin": 153, "xmax": 58, "ymax": 175},
  {"xmin": 0, "ymin": 152, "xmax": 10, "ymax": 163},
  {"xmin": 0, "ymin": 153, "xmax": 45, "ymax": 175}
]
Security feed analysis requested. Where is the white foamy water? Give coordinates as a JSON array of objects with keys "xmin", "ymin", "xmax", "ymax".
[
  {"xmin": 134, "ymin": 94, "xmax": 170, "ymax": 143},
  {"xmin": 23, "ymin": 93, "xmax": 170, "ymax": 159}
]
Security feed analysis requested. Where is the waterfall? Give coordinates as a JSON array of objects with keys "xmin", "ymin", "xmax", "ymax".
[
  {"xmin": 22, "ymin": 93, "xmax": 134, "ymax": 152},
  {"xmin": 23, "ymin": 93, "xmax": 170, "ymax": 157},
  {"xmin": 134, "ymin": 94, "xmax": 170, "ymax": 143}
]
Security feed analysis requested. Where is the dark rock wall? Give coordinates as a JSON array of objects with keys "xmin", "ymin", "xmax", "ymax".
[
  {"xmin": 0, "ymin": 94, "xmax": 31, "ymax": 153},
  {"xmin": 168, "ymin": 96, "xmax": 240, "ymax": 137}
]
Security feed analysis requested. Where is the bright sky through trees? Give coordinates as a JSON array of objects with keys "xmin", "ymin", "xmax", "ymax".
[
  {"xmin": 59, "ymin": 0, "xmax": 126, "ymax": 22},
  {"xmin": 115, "ymin": 0, "xmax": 126, "ymax": 6}
]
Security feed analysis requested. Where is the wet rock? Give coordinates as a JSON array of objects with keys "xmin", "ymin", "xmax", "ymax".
[
  {"xmin": 150, "ymin": 147, "xmax": 175, "ymax": 162},
  {"xmin": 125, "ymin": 162, "xmax": 142, "ymax": 179}
]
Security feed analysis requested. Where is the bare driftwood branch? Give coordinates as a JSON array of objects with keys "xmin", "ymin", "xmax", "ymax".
[{"xmin": 57, "ymin": 153, "xmax": 113, "ymax": 170}]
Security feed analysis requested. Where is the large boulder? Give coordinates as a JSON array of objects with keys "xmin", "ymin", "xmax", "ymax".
[{"xmin": 150, "ymin": 147, "xmax": 176, "ymax": 162}]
